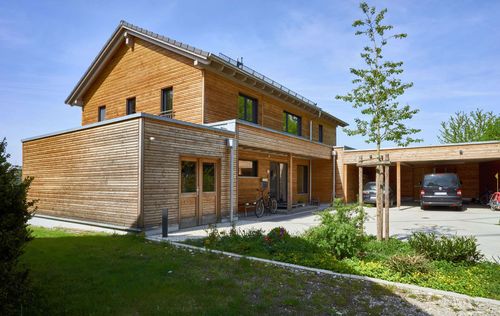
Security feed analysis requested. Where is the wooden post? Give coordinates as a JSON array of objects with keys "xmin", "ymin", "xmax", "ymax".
[
  {"xmin": 396, "ymin": 161, "xmax": 401, "ymax": 209},
  {"xmin": 343, "ymin": 164, "xmax": 348, "ymax": 202},
  {"xmin": 358, "ymin": 156, "xmax": 363, "ymax": 206},
  {"xmin": 287, "ymin": 153, "xmax": 293, "ymax": 211},
  {"xmin": 384, "ymin": 154, "xmax": 390, "ymax": 241},
  {"xmin": 376, "ymin": 164, "xmax": 383, "ymax": 241}
]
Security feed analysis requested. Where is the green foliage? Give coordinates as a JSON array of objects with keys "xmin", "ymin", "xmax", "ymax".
[
  {"xmin": 264, "ymin": 227, "xmax": 290, "ymax": 245},
  {"xmin": 387, "ymin": 254, "xmax": 432, "ymax": 275},
  {"xmin": 304, "ymin": 199, "xmax": 366, "ymax": 259},
  {"xmin": 408, "ymin": 232, "xmax": 484, "ymax": 263},
  {"xmin": 438, "ymin": 108, "xmax": 500, "ymax": 143},
  {"xmin": 336, "ymin": 2, "xmax": 421, "ymax": 154},
  {"xmin": 0, "ymin": 138, "xmax": 37, "ymax": 315}
]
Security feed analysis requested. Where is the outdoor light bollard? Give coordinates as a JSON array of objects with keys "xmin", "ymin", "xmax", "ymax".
[{"xmin": 162, "ymin": 208, "xmax": 168, "ymax": 238}]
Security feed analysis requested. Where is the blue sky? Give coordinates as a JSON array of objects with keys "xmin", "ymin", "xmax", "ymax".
[{"xmin": 1, "ymin": 0, "xmax": 499, "ymax": 165}]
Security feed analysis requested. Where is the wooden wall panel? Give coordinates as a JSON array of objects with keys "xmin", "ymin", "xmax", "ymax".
[
  {"xmin": 142, "ymin": 118, "xmax": 236, "ymax": 228},
  {"xmin": 204, "ymin": 71, "xmax": 338, "ymax": 145},
  {"xmin": 82, "ymin": 38, "xmax": 203, "ymax": 125},
  {"xmin": 311, "ymin": 158, "xmax": 333, "ymax": 204},
  {"xmin": 293, "ymin": 158, "xmax": 310, "ymax": 204},
  {"xmin": 22, "ymin": 119, "xmax": 141, "ymax": 228},
  {"xmin": 479, "ymin": 161, "xmax": 500, "ymax": 193}
]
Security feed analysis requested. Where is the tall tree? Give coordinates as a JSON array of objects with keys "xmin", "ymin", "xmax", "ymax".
[
  {"xmin": 336, "ymin": 2, "xmax": 421, "ymax": 240},
  {"xmin": 438, "ymin": 108, "xmax": 500, "ymax": 143},
  {"xmin": 0, "ymin": 138, "xmax": 36, "ymax": 314}
]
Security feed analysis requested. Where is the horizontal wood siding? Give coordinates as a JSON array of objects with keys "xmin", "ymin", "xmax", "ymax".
[
  {"xmin": 311, "ymin": 158, "xmax": 333, "ymax": 203},
  {"xmin": 23, "ymin": 119, "xmax": 141, "ymax": 227},
  {"xmin": 82, "ymin": 38, "xmax": 203, "ymax": 125},
  {"xmin": 142, "ymin": 118, "xmax": 235, "ymax": 228},
  {"xmin": 204, "ymin": 71, "xmax": 338, "ymax": 145}
]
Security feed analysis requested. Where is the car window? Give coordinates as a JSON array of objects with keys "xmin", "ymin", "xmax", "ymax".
[
  {"xmin": 364, "ymin": 182, "xmax": 376, "ymax": 190},
  {"xmin": 423, "ymin": 174, "xmax": 459, "ymax": 188}
]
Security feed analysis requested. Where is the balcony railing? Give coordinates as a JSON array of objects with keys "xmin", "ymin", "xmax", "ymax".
[{"xmin": 159, "ymin": 110, "xmax": 174, "ymax": 119}]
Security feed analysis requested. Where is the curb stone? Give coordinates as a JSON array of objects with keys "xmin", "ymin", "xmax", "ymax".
[{"xmin": 146, "ymin": 235, "xmax": 500, "ymax": 306}]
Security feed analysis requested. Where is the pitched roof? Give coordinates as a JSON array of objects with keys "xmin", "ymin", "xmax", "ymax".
[{"xmin": 66, "ymin": 20, "xmax": 347, "ymax": 127}]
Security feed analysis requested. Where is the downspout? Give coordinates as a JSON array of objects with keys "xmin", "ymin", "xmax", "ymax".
[{"xmin": 228, "ymin": 138, "xmax": 235, "ymax": 222}]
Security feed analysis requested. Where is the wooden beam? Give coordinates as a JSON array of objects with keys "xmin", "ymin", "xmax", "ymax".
[
  {"xmin": 396, "ymin": 161, "xmax": 401, "ymax": 209},
  {"xmin": 343, "ymin": 164, "xmax": 348, "ymax": 202},
  {"xmin": 356, "ymin": 161, "xmax": 391, "ymax": 167},
  {"xmin": 287, "ymin": 153, "xmax": 293, "ymax": 210},
  {"xmin": 358, "ymin": 156, "xmax": 363, "ymax": 206}
]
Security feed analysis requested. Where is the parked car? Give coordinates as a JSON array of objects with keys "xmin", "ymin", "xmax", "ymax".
[
  {"xmin": 362, "ymin": 181, "xmax": 395, "ymax": 206},
  {"xmin": 420, "ymin": 173, "xmax": 462, "ymax": 210}
]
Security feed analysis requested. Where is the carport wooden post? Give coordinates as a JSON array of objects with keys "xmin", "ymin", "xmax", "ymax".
[
  {"xmin": 358, "ymin": 156, "xmax": 363, "ymax": 206},
  {"xmin": 384, "ymin": 154, "xmax": 390, "ymax": 240},
  {"xmin": 396, "ymin": 162, "xmax": 401, "ymax": 209},
  {"xmin": 287, "ymin": 153, "xmax": 293, "ymax": 211},
  {"xmin": 376, "ymin": 165, "xmax": 383, "ymax": 240}
]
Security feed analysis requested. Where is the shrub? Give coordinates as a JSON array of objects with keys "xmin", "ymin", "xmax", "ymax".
[
  {"xmin": 408, "ymin": 232, "xmax": 483, "ymax": 263},
  {"xmin": 304, "ymin": 199, "xmax": 366, "ymax": 259},
  {"xmin": 387, "ymin": 254, "xmax": 432, "ymax": 275},
  {"xmin": 264, "ymin": 227, "xmax": 290, "ymax": 245},
  {"xmin": 0, "ymin": 138, "xmax": 36, "ymax": 314},
  {"xmin": 204, "ymin": 224, "xmax": 220, "ymax": 248}
]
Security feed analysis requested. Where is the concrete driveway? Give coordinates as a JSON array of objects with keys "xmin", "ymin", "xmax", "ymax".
[{"xmin": 159, "ymin": 204, "xmax": 500, "ymax": 260}]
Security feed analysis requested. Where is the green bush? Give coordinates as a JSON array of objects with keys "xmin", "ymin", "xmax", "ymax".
[
  {"xmin": 304, "ymin": 199, "xmax": 365, "ymax": 259},
  {"xmin": 408, "ymin": 232, "xmax": 483, "ymax": 263},
  {"xmin": 0, "ymin": 138, "xmax": 36, "ymax": 314},
  {"xmin": 387, "ymin": 254, "xmax": 432, "ymax": 275},
  {"xmin": 264, "ymin": 227, "xmax": 290, "ymax": 244}
]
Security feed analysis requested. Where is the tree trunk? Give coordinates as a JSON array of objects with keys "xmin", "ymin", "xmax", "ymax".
[
  {"xmin": 376, "ymin": 165, "xmax": 383, "ymax": 240},
  {"xmin": 384, "ymin": 154, "xmax": 390, "ymax": 240}
]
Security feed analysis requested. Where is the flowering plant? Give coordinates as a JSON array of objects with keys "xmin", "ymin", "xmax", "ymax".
[{"xmin": 264, "ymin": 227, "xmax": 290, "ymax": 245}]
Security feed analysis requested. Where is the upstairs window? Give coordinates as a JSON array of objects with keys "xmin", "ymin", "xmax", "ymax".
[
  {"xmin": 318, "ymin": 124, "xmax": 324, "ymax": 143},
  {"xmin": 238, "ymin": 94, "xmax": 258, "ymax": 123},
  {"xmin": 283, "ymin": 111, "xmax": 302, "ymax": 136},
  {"xmin": 161, "ymin": 87, "xmax": 173, "ymax": 114},
  {"xmin": 238, "ymin": 160, "xmax": 258, "ymax": 177},
  {"xmin": 98, "ymin": 106, "xmax": 106, "ymax": 122},
  {"xmin": 297, "ymin": 165, "xmax": 309, "ymax": 194},
  {"xmin": 126, "ymin": 97, "xmax": 136, "ymax": 115}
]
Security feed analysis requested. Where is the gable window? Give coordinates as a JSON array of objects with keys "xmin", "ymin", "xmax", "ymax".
[
  {"xmin": 238, "ymin": 94, "xmax": 258, "ymax": 123},
  {"xmin": 283, "ymin": 111, "xmax": 302, "ymax": 136},
  {"xmin": 318, "ymin": 124, "xmax": 324, "ymax": 143},
  {"xmin": 126, "ymin": 97, "xmax": 136, "ymax": 115},
  {"xmin": 297, "ymin": 165, "xmax": 309, "ymax": 194},
  {"xmin": 161, "ymin": 87, "xmax": 173, "ymax": 115},
  {"xmin": 238, "ymin": 160, "xmax": 258, "ymax": 177},
  {"xmin": 98, "ymin": 106, "xmax": 106, "ymax": 122}
]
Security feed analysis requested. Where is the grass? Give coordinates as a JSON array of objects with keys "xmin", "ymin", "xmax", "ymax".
[
  {"xmin": 185, "ymin": 230, "xmax": 500, "ymax": 300},
  {"xmin": 21, "ymin": 226, "xmax": 430, "ymax": 315}
]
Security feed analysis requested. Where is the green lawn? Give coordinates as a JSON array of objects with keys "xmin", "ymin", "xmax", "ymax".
[
  {"xmin": 185, "ymin": 231, "xmax": 500, "ymax": 300},
  {"xmin": 22, "ymin": 226, "xmax": 430, "ymax": 315}
]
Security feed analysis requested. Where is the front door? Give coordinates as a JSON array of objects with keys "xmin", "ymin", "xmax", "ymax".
[
  {"xmin": 270, "ymin": 162, "xmax": 288, "ymax": 207},
  {"xmin": 179, "ymin": 158, "xmax": 219, "ymax": 228}
]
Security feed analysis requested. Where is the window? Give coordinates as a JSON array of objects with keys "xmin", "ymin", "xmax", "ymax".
[
  {"xmin": 161, "ymin": 87, "xmax": 173, "ymax": 113},
  {"xmin": 181, "ymin": 161, "xmax": 197, "ymax": 193},
  {"xmin": 98, "ymin": 106, "xmax": 106, "ymax": 122},
  {"xmin": 238, "ymin": 160, "xmax": 258, "ymax": 177},
  {"xmin": 283, "ymin": 111, "xmax": 302, "ymax": 136},
  {"xmin": 202, "ymin": 163, "xmax": 215, "ymax": 192},
  {"xmin": 297, "ymin": 165, "xmax": 309, "ymax": 194},
  {"xmin": 126, "ymin": 97, "xmax": 136, "ymax": 115},
  {"xmin": 318, "ymin": 124, "xmax": 324, "ymax": 143},
  {"xmin": 238, "ymin": 94, "xmax": 258, "ymax": 123}
]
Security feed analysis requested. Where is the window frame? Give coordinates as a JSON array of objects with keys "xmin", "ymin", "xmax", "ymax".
[
  {"xmin": 283, "ymin": 111, "xmax": 302, "ymax": 136},
  {"xmin": 126, "ymin": 97, "xmax": 136, "ymax": 115},
  {"xmin": 98, "ymin": 105, "xmax": 106, "ymax": 122},
  {"xmin": 297, "ymin": 165, "xmax": 309, "ymax": 194},
  {"xmin": 161, "ymin": 87, "xmax": 173, "ymax": 113},
  {"xmin": 238, "ymin": 94, "xmax": 258, "ymax": 124},
  {"xmin": 238, "ymin": 160, "xmax": 258, "ymax": 177},
  {"xmin": 318, "ymin": 124, "xmax": 324, "ymax": 143}
]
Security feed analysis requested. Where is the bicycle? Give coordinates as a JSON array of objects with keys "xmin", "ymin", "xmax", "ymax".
[{"xmin": 255, "ymin": 188, "xmax": 278, "ymax": 218}]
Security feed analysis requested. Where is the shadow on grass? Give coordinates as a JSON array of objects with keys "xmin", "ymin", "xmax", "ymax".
[{"xmin": 21, "ymin": 230, "xmax": 431, "ymax": 315}]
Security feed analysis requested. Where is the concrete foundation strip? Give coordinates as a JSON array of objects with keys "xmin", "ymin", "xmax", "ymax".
[{"xmin": 146, "ymin": 235, "xmax": 500, "ymax": 306}]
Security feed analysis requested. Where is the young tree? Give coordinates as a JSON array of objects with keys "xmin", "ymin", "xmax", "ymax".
[
  {"xmin": 336, "ymin": 2, "xmax": 421, "ymax": 240},
  {"xmin": 0, "ymin": 138, "xmax": 36, "ymax": 314},
  {"xmin": 438, "ymin": 108, "xmax": 500, "ymax": 143}
]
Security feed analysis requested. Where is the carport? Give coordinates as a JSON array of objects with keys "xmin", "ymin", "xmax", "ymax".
[{"xmin": 336, "ymin": 141, "xmax": 500, "ymax": 206}]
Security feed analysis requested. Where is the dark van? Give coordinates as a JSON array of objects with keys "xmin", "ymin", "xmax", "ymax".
[{"xmin": 420, "ymin": 173, "xmax": 462, "ymax": 210}]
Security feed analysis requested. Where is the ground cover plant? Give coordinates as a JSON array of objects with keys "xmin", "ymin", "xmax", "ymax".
[
  {"xmin": 22, "ymin": 226, "xmax": 435, "ymax": 315},
  {"xmin": 186, "ymin": 203, "xmax": 500, "ymax": 299}
]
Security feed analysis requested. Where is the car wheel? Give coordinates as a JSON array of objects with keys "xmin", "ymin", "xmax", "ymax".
[{"xmin": 420, "ymin": 203, "xmax": 426, "ymax": 210}]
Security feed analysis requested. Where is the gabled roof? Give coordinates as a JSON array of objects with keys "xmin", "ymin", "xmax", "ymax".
[{"xmin": 66, "ymin": 20, "xmax": 348, "ymax": 127}]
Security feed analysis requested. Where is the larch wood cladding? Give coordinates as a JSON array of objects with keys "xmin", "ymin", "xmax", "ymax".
[
  {"xmin": 237, "ymin": 122, "xmax": 332, "ymax": 160},
  {"xmin": 142, "ymin": 118, "xmax": 236, "ymax": 228},
  {"xmin": 311, "ymin": 158, "xmax": 334, "ymax": 203},
  {"xmin": 82, "ymin": 38, "xmax": 203, "ymax": 125},
  {"xmin": 293, "ymin": 158, "xmax": 310, "ymax": 203},
  {"xmin": 204, "ymin": 70, "xmax": 338, "ymax": 145},
  {"xmin": 23, "ymin": 119, "xmax": 141, "ymax": 228}
]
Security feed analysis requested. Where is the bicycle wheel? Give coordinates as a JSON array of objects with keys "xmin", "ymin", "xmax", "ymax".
[
  {"xmin": 270, "ymin": 198, "xmax": 278, "ymax": 214},
  {"xmin": 255, "ymin": 199, "xmax": 265, "ymax": 218}
]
